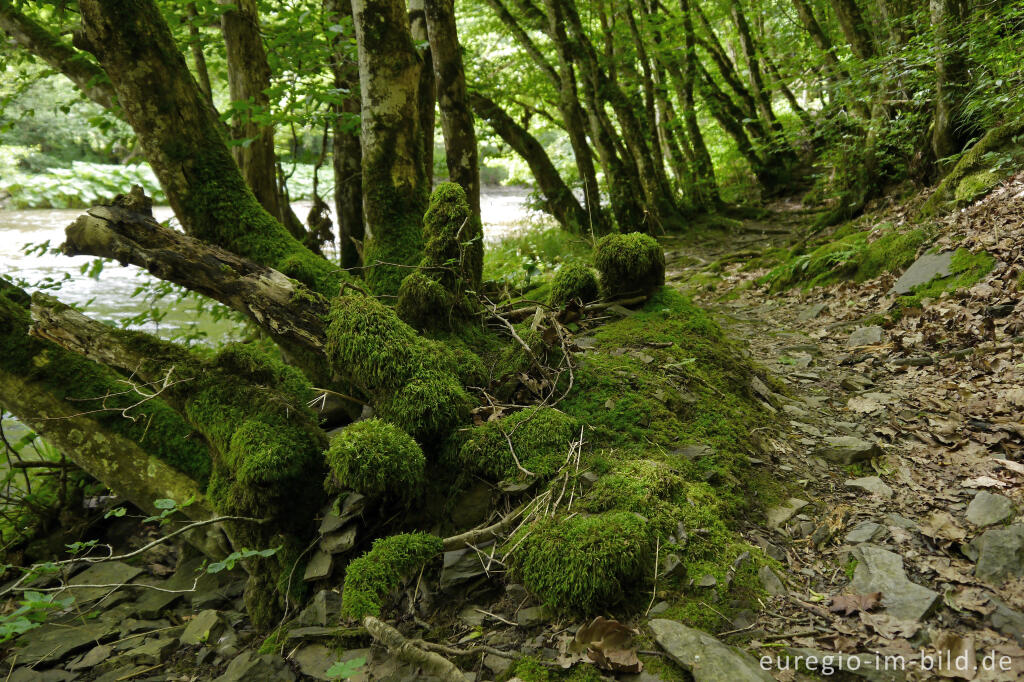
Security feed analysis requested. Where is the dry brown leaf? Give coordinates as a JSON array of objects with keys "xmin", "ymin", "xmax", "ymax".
[
  {"xmin": 829, "ymin": 591, "xmax": 882, "ymax": 616},
  {"xmin": 931, "ymin": 630, "xmax": 977, "ymax": 679},
  {"xmin": 921, "ymin": 510, "xmax": 968, "ymax": 542},
  {"xmin": 570, "ymin": 616, "xmax": 643, "ymax": 673},
  {"xmin": 859, "ymin": 612, "xmax": 921, "ymax": 639}
]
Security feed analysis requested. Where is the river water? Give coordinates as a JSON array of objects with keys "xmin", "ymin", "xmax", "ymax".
[{"xmin": 0, "ymin": 186, "xmax": 537, "ymax": 337}]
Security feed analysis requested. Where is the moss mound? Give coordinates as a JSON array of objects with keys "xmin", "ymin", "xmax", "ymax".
[
  {"xmin": 594, "ymin": 232, "xmax": 665, "ymax": 298},
  {"xmin": 897, "ymin": 248, "xmax": 994, "ymax": 307},
  {"xmin": 375, "ymin": 368, "xmax": 473, "ymax": 443},
  {"xmin": 460, "ymin": 407, "xmax": 578, "ymax": 480},
  {"xmin": 422, "ymin": 181, "xmax": 483, "ymax": 291},
  {"xmin": 954, "ymin": 170, "xmax": 1001, "ymax": 205},
  {"xmin": 549, "ymin": 261, "xmax": 600, "ymax": 306},
  {"xmin": 341, "ymin": 532, "xmax": 443, "ymax": 620},
  {"xmin": 325, "ymin": 419, "xmax": 425, "ymax": 503},
  {"xmin": 396, "ymin": 271, "xmax": 454, "ymax": 330},
  {"xmin": 510, "ymin": 511, "xmax": 655, "ymax": 613}
]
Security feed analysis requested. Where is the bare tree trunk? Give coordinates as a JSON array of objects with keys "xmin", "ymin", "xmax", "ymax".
[
  {"xmin": 829, "ymin": 0, "xmax": 877, "ymax": 60},
  {"xmin": 325, "ymin": 0, "xmax": 364, "ymax": 269},
  {"xmin": 931, "ymin": 0, "xmax": 970, "ymax": 168},
  {"xmin": 424, "ymin": 0, "xmax": 480, "ymax": 219},
  {"xmin": 352, "ymin": 0, "xmax": 429, "ymax": 295},
  {"xmin": 186, "ymin": 2, "xmax": 213, "ymax": 101},
  {"xmin": 219, "ymin": 0, "xmax": 307, "ymax": 241}
]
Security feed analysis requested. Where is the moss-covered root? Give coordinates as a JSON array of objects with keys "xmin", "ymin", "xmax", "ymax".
[
  {"xmin": 325, "ymin": 418, "xmax": 425, "ymax": 504},
  {"xmin": 459, "ymin": 407, "xmax": 578, "ymax": 480},
  {"xmin": 325, "ymin": 293, "xmax": 475, "ymax": 442},
  {"xmin": 341, "ymin": 532, "xmax": 443, "ymax": 620},
  {"xmin": 510, "ymin": 511, "xmax": 654, "ymax": 613},
  {"xmin": 396, "ymin": 271, "xmax": 454, "ymax": 330},
  {"xmin": 594, "ymin": 232, "xmax": 665, "ymax": 299},
  {"xmin": 549, "ymin": 261, "xmax": 600, "ymax": 306}
]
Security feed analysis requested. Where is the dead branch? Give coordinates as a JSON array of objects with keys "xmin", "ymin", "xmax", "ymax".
[{"xmin": 363, "ymin": 616, "xmax": 465, "ymax": 681}]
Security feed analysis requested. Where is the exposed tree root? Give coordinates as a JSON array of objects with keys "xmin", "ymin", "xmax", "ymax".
[{"xmin": 362, "ymin": 616, "xmax": 465, "ymax": 681}]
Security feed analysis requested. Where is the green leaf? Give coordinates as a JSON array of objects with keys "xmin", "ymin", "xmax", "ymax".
[{"xmin": 326, "ymin": 657, "xmax": 366, "ymax": 679}]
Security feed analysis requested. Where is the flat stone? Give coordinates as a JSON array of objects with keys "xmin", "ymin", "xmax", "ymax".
[
  {"xmin": 440, "ymin": 542, "xmax": 494, "ymax": 589},
  {"xmin": 451, "ymin": 482, "xmax": 492, "ymax": 528},
  {"xmin": 885, "ymin": 513, "xmax": 917, "ymax": 530},
  {"xmin": 126, "ymin": 636, "xmax": 176, "ymax": 664},
  {"xmin": 972, "ymin": 524, "xmax": 1024, "ymax": 583},
  {"xmin": 845, "ymin": 522, "xmax": 886, "ymax": 544},
  {"xmin": 650, "ymin": 601, "xmax": 670, "ymax": 615},
  {"xmin": 66, "ymin": 561, "xmax": 144, "ymax": 603},
  {"xmin": 213, "ymin": 651, "xmax": 296, "ymax": 682},
  {"xmin": 966, "ymin": 491, "xmax": 1015, "ymax": 527},
  {"xmin": 320, "ymin": 525, "xmax": 357, "ymax": 555},
  {"xmin": 6, "ymin": 669, "xmax": 77, "ymax": 682},
  {"xmin": 318, "ymin": 493, "xmax": 365, "ymax": 535},
  {"xmin": 68, "ymin": 643, "xmax": 112, "ymax": 670},
  {"xmin": 297, "ymin": 590, "xmax": 342, "ymax": 627},
  {"xmin": 849, "ymin": 544, "xmax": 938, "ymax": 622},
  {"xmin": 798, "ymin": 303, "xmax": 828, "ymax": 321},
  {"xmin": 293, "ymin": 644, "xmax": 337, "ymax": 681},
  {"xmin": 180, "ymin": 609, "xmax": 223, "ymax": 646},
  {"xmin": 648, "ymin": 619, "xmax": 774, "ymax": 681},
  {"xmin": 516, "ymin": 605, "xmax": 549, "ymax": 627},
  {"xmin": 766, "ymin": 498, "xmax": 809, "ymax": 529},
  {"xmin": 16, "ymin": 620, "xmax": 115, "ymax": 665},
  {"xmin": 303, "ymin": 549, "xmax": 333, "ymax": 581},
  {"xmin": 845, "ymin": 476, "xmax": 893, "ymax": 498},
  {"xmin": 133, "ymin": 556, "xmax": 206, "ymax": 618},
  {"xmin": 889, "ymin": 251, "xmax": 953, "ymax": 296},
  {"xmin": 847, "ymin": 326, "xmax": 885, "ymax": 348},
  {"xmin": 989, "ymin": 596, "xmax": 1024, "ymax": 644},
  {"xmin": 758, "ymin": 566, "xmax": 786, "ymax": 596},
  {"xmin": 816, "ymin": 437, "xmax": 882, "ymax": 465}
]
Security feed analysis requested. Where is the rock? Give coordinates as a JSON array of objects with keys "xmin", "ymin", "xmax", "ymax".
[
  {"xmin": 766, "ymin": 498, "xmax": 808, "ymax": 529},
  {"xmin": 297, "ymin": 590, "xmax": 342, "ymax": 627},
  {"xmin": 16, "ymin": 621, "xmax": 116, "ymax": 665},
  {"xmin": 885, "ymin": 513, "xmax": 917, "ymax": 530},
  {"xmin": 816, "ymin": 437, "xmax": 882, "ymax": 465},
  {"xmin": 798, "ymin": 303, "xmax": 828, "ymax": 321},
  {"xmin": 133, "ymin": 556, "xmax": 206, "ymax": 618},
  {"xmin": 849, "ymin": 544, "xmax": 938, "ymax": 622},
  {"xmin": 648, "ymin": 619, "xmax": 774, "ymax": 681},
  {"xmin": 68, "ymin": 643, "xmax": 112, "ymax": 670},
  {"xmin": 989, "ymin": 596, "xmax": 1024, "ymax": 644},
  {"xmin": 672, "ymin": 444, "xmax": 714, "ymax": 460},
  {"xmin": 125, "ymin": 636, "xmax": 176, "ymax": 664},
  {"xmin": 293, "ymin": 644, "xmax": 337, "ymax": 681},
  {"xmin": 440, "ymin": 542, "xmax": 494, "ymax": 589},
  {"xmin": 889, "ymin": 251, "xmax": 953, "ymax": 296},
  {"xmin": 758, "ymin": 566, "xmax": 786, "ymax": 596},
  {"xmin": 483, "ymin": 652, "xmax": 512, "ymax": 676},
  {"xmin": 649, "ymin": 601, "xmax": 670, "ymax": 615},
  {"xmin": 181, "ymin": 609, "xmax": 224, "ymax": 646},
  {"xmin": 847, "ymin": 326, "xmax": 884, "ymax": 347},
  {"xmin": 320, "ymin": 525, "xmax": 358, "ymax": 555},
  {"xmin": 67, "ymin": 561, "xmax": 144, "ymax": 603},
  {"xmin": 972, "ymin": 524, "xmax": 1024, "ymax": 583},
  {"xmin": 458, "ymin": 605, "xmax": 485, "ymax": 627},
  {"xmin": 319, "ymin": 493, "xmax": 365, "ymax": 535},
  {"xmin": 845, "ymin": 476, "xmax": 893, "ymax": 499},
  {"xmin": 697, "ymin": 574, "xmax": 717, "ymax": 587},
  {"xmin": 782, "ymin": 404, "xmax": 808, "ymax": 418},
  {"xmin": 214, "ymin": 651, "xmax": 296, "ymax": 682},
  {"xmin": 783, "ymin": 647, "xmax": 906, "ymax": 681},
  {"xmin": 659, "ymin": 553, "xmax": 683, "ymax": 578},
  {"xmin": 845, "ymin": 522, "xmax": 886, "ymax": 544},
  {"xmin": 966, "ymin": 491, "xmax": 1015, "ymax": 527},
  {"xmin": 6, "ymin": 669, "xmax": 77, "ymax": 682},
  {"xmin": 841, "ymin": 375, "xmax": 874, "ymax": 392},
  {"xmin": 516, "ymin": 605, "xmax": 549, "ymax": 627},
  {"xmin": 303, "ymin": 549, "xmax": 333, "ymax": 581}
]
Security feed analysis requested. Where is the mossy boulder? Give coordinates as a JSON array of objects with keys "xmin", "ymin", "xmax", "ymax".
[
  {"xmin": 954, "ymin": 170, "xmax": 1001, "ymax": 206},
  {"xmin": 459, "ymin": 407, "xmax": 578, "ymax": 480},
  {"xmin": 396, "ymin": 270, "xmax": 454, "ymax": 331},
  {"xmin": 325, "ymin": 419, "xmax": 425, "ymax": 503},
  {"xmin": 341, "ymin": 532, "xmax": 443, "ymax": 620},
  {"xmin": 594, "ymin": 232, "xmax": 665, "ymax": 298},
  {"xmin": 581, "ymin": 459, "xmax": 685, "ymax": 534},
  {"xmin": 549, "ymin": 261, "xmax": 600, "ymax": 306},
  {"xmin": 510, "ymin": 511, "xmax": 654, "ymax": 613}
]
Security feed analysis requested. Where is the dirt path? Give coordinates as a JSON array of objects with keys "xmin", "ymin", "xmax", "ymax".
[{"xmin": 663, "ymin": 189, "xmax": 1024, "ymax": 680}]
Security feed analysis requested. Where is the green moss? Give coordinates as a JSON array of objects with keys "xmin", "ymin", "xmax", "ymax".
[
  {"xmin": 459, "ymin": 407, "xmax": 578, "ymax": 480},
  {"xmin": 422, "ymin": 181, "xmax": 483, "ymax": 291},
  {"xmin": 325, "ymin": 419, "xmax": 425, "ymax": 503},
  {"xmin": 955, "ymin": 170, "xmax": 1001, "ymax": 205},
  {"xmin": 548, "ymin": 261, "xmax": 600, "ymax": 306},
  {"xmin": 897, "ymin": 248, "xmax": 994, "ymax": 307},
  {"xmin": 581, "ymin": 459, "xmax": 685, "ymax": 534},
  {"xmin": 0, "ymin": 286, "xmax": 211, "ymax": 483},
  {"xmin": 341, "ymin": 532, "xmax": 443, "ymax": 620},
  {"xmin": 396, "ymin": 271, "xmax": 454, "ymax": 331},
  {"xmin": 510, "ymin": 511, "xmax": 655, "ymax": 613},
  {"xmin": 594, "ymin": 232, "xmax": 666, "ymax": 298}
]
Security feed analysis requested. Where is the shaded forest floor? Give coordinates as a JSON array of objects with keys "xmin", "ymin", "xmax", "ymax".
[{"xmin": 665, "ymin": 175, "xmax": 1024, "ymax": 679}]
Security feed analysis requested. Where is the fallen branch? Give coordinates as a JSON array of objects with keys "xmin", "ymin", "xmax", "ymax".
[
  {"xmin": 363, "ymin": 616, "xmax": 464, "ymax": 681},
  {"xmin": 442, "ymin": 501, "xmax": 531, "ymax": 551},
  {"xmin": 500, "ymin": 295, "xmax": 648, "ymax": 322}
]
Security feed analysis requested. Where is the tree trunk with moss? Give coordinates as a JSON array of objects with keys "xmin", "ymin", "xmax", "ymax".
[
  {"xmin": 352, "ymin": 0, "xmax": 429, "ymax": 295},
  {"xmin": 930, "ymin": 0, "xmax": 970, "ymax": 169}
]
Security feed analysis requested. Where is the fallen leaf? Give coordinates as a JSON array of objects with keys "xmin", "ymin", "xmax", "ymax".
[
  {"xmin": 921, "ymin": 510, "xmax": 968, "ymax": 542},
  {"xmin": 829, "ymin": 591, "xmax": 882, "ymax": 616},
  {"xmin": 859, "ymin": 612, "xmax": 921, "ymax": 639},
  {"xmin": 571, "ymin": 616, "xmax": 642, "ymax": 673}
]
